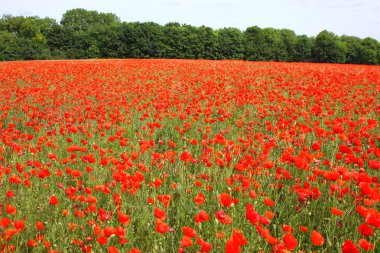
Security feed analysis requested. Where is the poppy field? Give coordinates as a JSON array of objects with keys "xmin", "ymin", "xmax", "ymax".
[{"xmin": 0, "ymin": 59, "xmax": 379, "ymax": 253}]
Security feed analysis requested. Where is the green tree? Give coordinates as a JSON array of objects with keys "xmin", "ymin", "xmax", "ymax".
[
  {"xmin": 60, "ymin": 8, "xmax": 121, "ymax": 59},
  {"xmin": 244, "ymin": 26, "xmax": 267, "ymax": 61},
  {"xmin": 61, "ymin": 8, "xmax": 119, "ymax": 32},
  {"xmin": 217, "ymin": 28, "xmax": 244, "ymax": 59},
  {"xmin": 46, "ymin": 23, "xmax": 69, "ymax": 58},
  {"xmin": 0, "ymin": 30, "xmax": 16, "ymax": 60},
  {"xmin": 361, "ymin": 38, "xmax": 379, "ymax": 64},
  {"xmin": 161, "ymin": 23, "xmax": 204, "ymax": 59},
  {"xmin": 120, "ymin": 22, "xmax": 164, "ymax": 58},
  {"xmin": 96, "ymin": 25, "xmax": 124, "ymax": 58},
  {"xmin": 0, "ymin": 15, "xmax": 51, "ymax": 60},
  {"xmin": 0, "ymin": 15, "xmax": 25, "ymax": 35},
  {"xmin": 313, "ymin": 30, "xmax": 346, "ymax": 63},
  {"xmin": 341, "ymin": 35, "xmax": 360, "ymax": 64},
  {"xmin": 279, "ymin": 29, "xmax": 297, "ymax": 61},
  {"xmin": 198, "ymin": 26, "xmax": 219, "ymax": 59},
  {"xmin": 1, "ymin": 9, "xmax": 380, "ymax": 63},
  {"xmin": 340, "ymin": 35, "xmax": 380, "ymax": 65},
  {"xmin": 294, "ymin": 35, "xmax": 314, "ymax": 62}
]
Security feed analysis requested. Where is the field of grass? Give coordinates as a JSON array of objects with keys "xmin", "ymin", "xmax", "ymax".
[{"xmin": 0, "ymin": 59, "xmax": 379, "ymax": 253}]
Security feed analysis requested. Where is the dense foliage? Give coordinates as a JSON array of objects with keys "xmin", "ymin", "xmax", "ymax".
[
  {"xmin": 0, "ymin": 59, "xmax": 379, "ymax": 252},
  {"xmin": 1, "ymin": 8, "xmax": 380, "ymax": 64}
]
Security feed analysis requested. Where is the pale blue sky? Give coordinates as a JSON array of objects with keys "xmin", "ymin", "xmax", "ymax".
[{"xmin": 1, "ymin": 0, "xmax": 379, "ymax": 40}]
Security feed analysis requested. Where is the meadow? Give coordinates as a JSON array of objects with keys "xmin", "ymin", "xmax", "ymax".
[{"xmin": 0, "ymin": 59, "xmax": 379, "ymax": 252}]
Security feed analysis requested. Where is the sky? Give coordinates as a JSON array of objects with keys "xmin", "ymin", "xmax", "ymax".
[{"xmin": 1, "ymin": 0, "xmax": 380, "ymax": 40}]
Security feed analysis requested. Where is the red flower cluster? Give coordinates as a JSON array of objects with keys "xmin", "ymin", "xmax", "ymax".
[{"xmin": 0, "ymin": 59, "xmax": 378, "ymax": 252}]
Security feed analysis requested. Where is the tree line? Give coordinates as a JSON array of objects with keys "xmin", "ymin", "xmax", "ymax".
[{"xmin": 1, "ymin": 8, "xmax": 379, "ymax": 65}]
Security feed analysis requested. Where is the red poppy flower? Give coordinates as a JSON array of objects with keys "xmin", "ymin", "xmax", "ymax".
[
  {"xmin": 127, "ymin": 248, "xmax": 141, "ymax": 253},
  {"xmin": 311, "ymin": 230, "xmax": 324, "ymax": 246},
  {"xmin": 197, "ymin": 237, "xmax": 212, "ymax": 252},
  {"xmin": 97, "ymin": 236, "xmax": 108, "ymax": 245},
  {"xmin": 283, "ymin": 234, "xmax": 297, "ymax": 250},
  {"xmin": 263, "ymin": 198, "xmax": 275, "ymax": 207},
  {"xmin": 182, "ymin": 227, "xmax": 196, "ymax": 237},
  {"xmin": 35, "ymin": 221, "xmax": 45, "ymax": 230},
  {"xmin": 155, "ymin": 219, "xmax": 169, "ymax": 234},
  {"xmin": 49, "ymin": 196, "xmax": 59, "ymax": 205},
  {"xmin": 5, "ymin": 204, "xmax": 16, "ymax": 215},
  {"xmin": 219, "ymin": 193, "xmax": 233, "ymax": 207},
  {"xmin": 118, "ymin": 212, "xmax": 130, "ymax": 226},
  {"xmin": 357, "ymin": 223, "xmax": 374, "ymax": 237},
  {"xmin": 13, "ymin": 220, "xmax": 25, "ymax": 230},
  {"xmin": 194, "ymin": 210, "xmax": 210, "ymax": 223},
  {"xmin": 154, "ymin": 208, "xmax": 167, "ymax": 220},
  {"xmin": 331, "ymin": 207, "xmax": 344, "ymax": 216},
  {"xmin": 194, "ymin": 192, "xmax": 206, "ymax": 205},
  {"xmin": 6, "ymin": 190, "xmax": 15, "ymax": 198},
  {"xmin": 342, "ymin": 240, "xmax": 359, "ymax": 253},
  {"xmin": 108, "ymin": 246, "xmax": 118, "ymax": 253},
  {"xmin": 157, "ymin": 194, "xmax": 172, "ymax": 208},
  {"xmin": 180, "ymin": 236, "xmax": 193, "ymax": 247},
  {"xmin": 358, "ymin": 239, "xmax": 374, "ymax": 251}
]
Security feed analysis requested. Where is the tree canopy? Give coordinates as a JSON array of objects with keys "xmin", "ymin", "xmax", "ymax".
[{"xmin": 1, "ymin": 8, "xmax": 379, "ymax": 65}]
